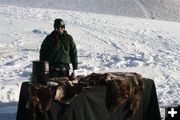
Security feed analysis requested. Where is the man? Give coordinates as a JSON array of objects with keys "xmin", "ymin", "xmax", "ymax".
[
  {"xmin": 39, "ymin": 19, "xmax": 78, "ymax": 120},
  {"xmin": 40, "ymin": 18, "xmax": 78, "ymax": 77}
]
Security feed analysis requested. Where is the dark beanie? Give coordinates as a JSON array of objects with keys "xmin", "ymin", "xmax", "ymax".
[{"xmin": 54, "ymin": 18, "xmax": 65, "ymax": 28}]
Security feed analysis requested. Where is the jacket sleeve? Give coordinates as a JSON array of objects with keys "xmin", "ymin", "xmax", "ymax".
[
  {"xmin": 69, "ymin": 35, "xmax": 78, "ymax": 66},
  {"xmin": 39, "ymin": 36, "xmax": 50, "ymax": 61}
]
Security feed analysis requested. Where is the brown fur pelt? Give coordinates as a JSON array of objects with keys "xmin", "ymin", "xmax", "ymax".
[
  {"xmin": 26, "ymin": 72, "xmax": 144, "ymax": 119},
  {"xmin": 85, "ymin": 72, "xmax": 144, "ymax": 117},
  {"xmin": 26, "ymin": 84, "xmax": 52, "ymax": 120},
  {"xmin": 54, "ymin": 81, "xmax": 83, "ymax": 104}
]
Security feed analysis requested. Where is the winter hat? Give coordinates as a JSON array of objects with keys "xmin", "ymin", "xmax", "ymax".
[{"xmin": 54, "ymin": 18, "xmax": 65, "ymax": 28}]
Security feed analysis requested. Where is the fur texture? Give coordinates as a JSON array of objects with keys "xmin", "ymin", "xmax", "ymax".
[
  {"xmin": 27, "ymin": 72, "xmax": 145, "ymax": 119},
  {"xmin": 85, "ymin": 72, "xmax": 144, "ymax": 117},
  {"xmin": 26, "ymin": 85, "xmax": 51, "ymax": 120}
]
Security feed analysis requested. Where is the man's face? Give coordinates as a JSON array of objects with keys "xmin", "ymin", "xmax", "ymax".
[{"xmin": 55, "ymin": 26, "xmax": 65, "ymax": 33}]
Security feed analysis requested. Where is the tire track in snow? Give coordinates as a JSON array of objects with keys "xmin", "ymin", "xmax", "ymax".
[
  {"xmin": 134, "ymin": 0, "xmax": 151, "ymax": 18},
  {"xmin": 148, "ymin": 0, "xmax": 179, "ymax": 21}
]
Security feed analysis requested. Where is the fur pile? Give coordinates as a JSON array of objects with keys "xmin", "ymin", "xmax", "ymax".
[
  {"xmin": 27, "ymin": 72, "xmax": 145, "ymax": 119},
  {"xmin": 26, "ymin": 84, "xmax": 51, "ymax": 120},
  {"xmin": 85, "ymin": 72, "xmax": 144, "ymax": 116}
]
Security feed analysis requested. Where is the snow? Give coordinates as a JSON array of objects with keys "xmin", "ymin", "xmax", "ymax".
[
  {"xmin": 0, "ymin": 4, "xmax": 180, "ymax": 120},
  {"xmin": 0, "ymin": 0, "xmax": 180, "ymax": 22}
]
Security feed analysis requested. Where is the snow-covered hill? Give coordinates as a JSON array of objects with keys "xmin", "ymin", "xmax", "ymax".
[
  {"xmin": 0, "ymin": 0, "xmax": 180, "ymax": 22},
  {"xmin": 0, "ymin": 5, "xmax": 180, "ymax": 120}
]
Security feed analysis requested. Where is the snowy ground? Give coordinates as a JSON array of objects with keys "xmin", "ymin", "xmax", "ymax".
[
  {"xmin": 0, "ymin": 0, "xmax": 180, "ymax": 22},
  {"xmin": 0, "ymin": 5, "xmax": 180, "ymax": 120}
]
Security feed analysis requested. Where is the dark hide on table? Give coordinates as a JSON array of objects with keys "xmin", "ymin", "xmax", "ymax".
[
  {"xmin": 17, "ymin": 72, "xmax": 161, "ymax": 120},
  {"xmin": 16, "ymin": 83, "xmax": 51, "ymax": 120}
]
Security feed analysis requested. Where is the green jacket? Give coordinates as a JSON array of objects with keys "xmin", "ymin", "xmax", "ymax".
[{"xmin": 40, "ymin": 30, "xmax": 78, "ymax": 68}]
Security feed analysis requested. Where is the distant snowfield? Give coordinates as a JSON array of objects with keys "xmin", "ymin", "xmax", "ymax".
[
  {"xmin": 1, "ymin": 0, "xmax": 180, "ymax": 22},
  {"xmin": 0, "ymin": 5, "xmax": 180, "ymax": 119}
]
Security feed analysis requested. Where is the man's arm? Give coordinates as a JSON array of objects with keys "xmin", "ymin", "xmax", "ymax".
[
  {"xmin": 40, "ymin": 36, "xmax": 50, "ymax": 61},
  {"xmin": 69, "ymin": 35, "xmax": 78, "ymax": 70}
]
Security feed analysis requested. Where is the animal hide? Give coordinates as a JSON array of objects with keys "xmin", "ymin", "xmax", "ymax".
[
  {"xmin": 85, "ymin": 72, "xmax": 145, "ymax": 117},
  {"xmin": 26, "ymin": 84, "xmax": 51, "ymax": 120},
  {"xmin": 27, "ymin": 72, "xmax": 145, "ymax": 119}
]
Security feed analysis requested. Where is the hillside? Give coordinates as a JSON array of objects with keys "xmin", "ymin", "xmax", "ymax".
[{"xmin": 0, "ymin": 0, "xmax": 180, "ymax": 22}]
